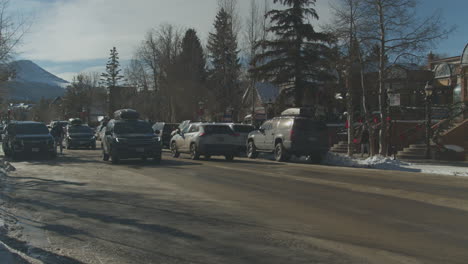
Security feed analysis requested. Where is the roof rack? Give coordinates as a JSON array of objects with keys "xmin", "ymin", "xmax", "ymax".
[{"xmin": 281, "ymin": 108, "xmax": 313, "ymax": 117}]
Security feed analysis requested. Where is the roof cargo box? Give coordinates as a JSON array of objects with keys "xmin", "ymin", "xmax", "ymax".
[
  {"xmin": 69, "ymin": 118, "xmax": 83, "ymax": 126},
  {"xmin": 114, "ymin": 109, "xmax": 140, "ymax": 120},
  {"xmin": 281, "ymin": 108, "xmax": 313, "ymax": 117}
]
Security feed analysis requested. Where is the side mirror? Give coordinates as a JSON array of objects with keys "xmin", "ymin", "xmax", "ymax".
[{"xmin": 154, "ymin": 130, "xmax": 161, "ymax": 135}]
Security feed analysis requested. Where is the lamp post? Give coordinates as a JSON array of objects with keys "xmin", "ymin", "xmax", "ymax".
[{"xmin": 424, "ymin": 82, "xmax": 433, "ymax": 159}]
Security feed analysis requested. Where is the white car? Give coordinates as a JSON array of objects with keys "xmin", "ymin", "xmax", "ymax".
[
  {"xmin": 170, "ymin": 123, "xmax": 239, "ymax": 161},
  {"xmin": 223, "ymin": 123, "xmax": 255, "ymax": 155}
]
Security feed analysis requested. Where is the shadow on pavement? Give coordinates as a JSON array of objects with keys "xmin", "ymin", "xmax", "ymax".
[{"xmin": 0, "ymin": 234, "xmax": 83, "ymax": 264}]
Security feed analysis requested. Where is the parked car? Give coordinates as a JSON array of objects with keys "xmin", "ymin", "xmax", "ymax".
[
  {"xmin": 49, "ymin": 120, "xmax": 69, "ymax": 130},
  {"xmin": 0, "ymin": 124, "xmax": 4, "ymax": 141},
  {"xmin": 223, "ymin": 123, "xmax": 255, "ymax": 155},
  {"xmin": 152, "ymin": 122, "xmax": 179, "ymax": 148},
  {"xmin": 64, "ymin": 124, "xmax": 96, "ymax": 149},
  {"xmin": 247, "ymin": 108, "xmax": 329, "ymax": 162},
  {"xmin": 102, "ymin": 109, "xmax": 162, "ymax": 164},
  {"xmin": 170, "ymin": 123, "xmax": 238, "ymax": 161},
  {"xmin": 2, "ymin": 121, "xmax": 56, "ymax": 159}
]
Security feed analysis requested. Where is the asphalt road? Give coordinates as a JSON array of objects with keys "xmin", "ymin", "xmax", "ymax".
[{"xmin": 1, "ymin": 145, "xmax": 468, "ymax": 264}]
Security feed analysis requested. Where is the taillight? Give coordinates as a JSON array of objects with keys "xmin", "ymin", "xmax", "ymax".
[
  {"xmin": 290, "ymin": 130, "xmax": 295, "ymax": 139},
  {"xmin": 232, "ymin": 133, "xmax": 240, "ymax": 137},
  {"xmin": 199, "ymin": 133, "xmax": 206, "ymax": 137}
]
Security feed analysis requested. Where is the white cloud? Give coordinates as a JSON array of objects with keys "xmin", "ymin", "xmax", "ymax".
[{"xmin": 18, "ymin": 0, "xmax": 334, "ymax": 63}]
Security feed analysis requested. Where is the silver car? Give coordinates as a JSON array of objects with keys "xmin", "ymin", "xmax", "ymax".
[
  {"xmin": 170, "ymin": 123, "xmax": 238, "ymax": 161},
  {"xmin": 223, "ymin": 123, "xmax": 255, "ymax": 155}
]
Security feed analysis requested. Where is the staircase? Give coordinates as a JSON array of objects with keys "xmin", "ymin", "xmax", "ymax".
[
  {"xmin": 396, "ymin": 143, "xmax": 434, "ymax": 160},
  {"xmin": 330, "ymin": 141, "xmax": 359, "ymax": 154}
]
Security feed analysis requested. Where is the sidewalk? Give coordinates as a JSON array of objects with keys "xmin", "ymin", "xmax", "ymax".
[{"xmin": 323, "ymin": 153, "xmax": 468, "ymax": 177}]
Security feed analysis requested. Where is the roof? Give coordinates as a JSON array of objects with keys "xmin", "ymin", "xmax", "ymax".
[
  {"xmin": 10, "ymin": 121, "xmax": 44, "ymax": 125},
  {"xmin": 255, "ymin": 82, "xmax": 279, "ymax": 104}
]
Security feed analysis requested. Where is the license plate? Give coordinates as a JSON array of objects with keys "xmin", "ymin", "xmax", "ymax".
[
  {"xmin": 80, "ymin": 141, "xmax": 87, "ymax": 144},
  {"xmin": 136, "ymin": 147, "xmax": 145, "ymax": 153},
  {"xmin": 32, "ymin": 148, "xmax": 40, "ymax": 152},
  {"xmin": 308, "ymin": 137, "xmax": 317, "ymax": 141}
]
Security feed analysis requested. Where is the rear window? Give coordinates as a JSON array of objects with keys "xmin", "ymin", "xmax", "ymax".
[
  {"xmin": 232, "ymin": 125, "xmax": 254, "ymax": 133},
  {"xmin": 293, "ymin": 119, "xmax": 327, "ymax": 131},
  {"xmin": 203, "ymin": 125, "xmax": 233, "ymax": 134},
  {"xmin": 114, "ymin": 121, "xmax": 153, "ymax": 134},
  {"xmin": 69, "ymin": 126, "xmax": 93, "ymax": 134},
  {"xmin": 15, "ymin": 124, "xmax": 49, "ymax": 135}
]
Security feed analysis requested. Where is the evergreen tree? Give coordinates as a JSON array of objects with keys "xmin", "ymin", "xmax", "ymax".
[
  {"xmin": 207, "ymin": 8, "xmax": 241, "ymax": 119},
  {"xmin": 101, "ymin": 47, "xmax": 124, "ymax": 115},
  {"xmin": 176, "ymin": 29, "xmax": 207, "ymax": 120},
  {"xmin": 101, "ymin": 47, "xmax": 124, "ymax": 88},
  {"xmin": 252, "ymin": 0, "xmax": 332, "ymax": 107}
]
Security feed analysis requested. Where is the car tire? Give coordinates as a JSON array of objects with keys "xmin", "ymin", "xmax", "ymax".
[
  {"xmin": 225, "ymin": 154, "xmax": 234, "ymax": 161},
  {"xmin": 102, "ymin": 150, "xmax": 109, "ymax": 161},
  {"xmin": 247, "ymin": 141, "xmax": 259, "ymax": 159},
  {"xmin": 171, "ymin": 142, "xmax": 180, "ymax": 158},
  {"xmin": 49, "ymin": 151, "xmax": 57, "ymax": 159},
  {"xmin": 307, "ymin": 154, "xmax": 324, "ymax": 164},
  {"xmin": 190, "ymin": 144, "xmax": 200, "ymax": 160},
  {"xmin": 274, "ymin": 142, "xmax": 290, "ymax": 162},
  {"xmin": 92, "ymin": 144, "xmax": 97, "ymax": 150},
  {"xmin": 204, "ymin": 155, "xmax": 211, "ymax": 160}
]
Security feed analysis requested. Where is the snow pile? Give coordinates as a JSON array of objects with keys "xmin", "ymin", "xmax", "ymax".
[
  {"xmin": 323, "ymin": 152, "xmax": 468, "ymax": 177},
  {"xmin": 359, "ymin": 155, "xmax": 411, "ymax": 170},
  {"xmin": 322, "ymin": 152, "xmax": 360, "ymax": 167}
]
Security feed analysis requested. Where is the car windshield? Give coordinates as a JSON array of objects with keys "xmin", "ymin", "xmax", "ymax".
[
  {"xmin": 203, "ymin": 125, "xmax": 233, "ymax": 134},
  {"xmin": 114, "ymin": 121, "xmax": 153, "ymax": 134},
  {"xmin": 69, "ymin": 126, "xmax": 93, "ymax": 134},
  {"xmin": 232, "ymin": 125, "xmax": 254, "ymax": 133},
  {"xmin": 15, "ymin": 124, "xmax": 49, "ymax": 135}
]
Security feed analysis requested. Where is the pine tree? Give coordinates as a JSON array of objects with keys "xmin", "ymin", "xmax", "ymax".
[
  {"xmin": 101, "ymin": 47, "xmax": 124, "ymax": 88},
  {"xmin": 176, "ymin": 29, "xmax": 207, "ymax": 120},
  {"xmin": 101, "ymin": 47, "xmax": 124, "ymax": 115},
  {"xmin": 207, "ymin": 8, "xmax": 241, "ymax": 119},
  {"xmin": 252, "ymin": 0, "xmax": 332, "ymax": 107}
]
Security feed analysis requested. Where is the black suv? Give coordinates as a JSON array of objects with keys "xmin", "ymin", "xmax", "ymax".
[
  {"xmin": 64, "ymin": 125, "xmax": 96, "ymax": 149},
  {"xmin": 2, "ymin": 121, "xmax": 56, "ymax": 159},
  {"xmin": 102, "ymin": 119, "xmax": 162, "ymax": 164},
  {"xmin": 247, "ymin": 109, "xmax": 329, "ymax": 162}
]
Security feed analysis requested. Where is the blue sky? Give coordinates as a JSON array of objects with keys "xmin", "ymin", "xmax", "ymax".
[{"xmin": 11, "ymin": 0, "xmax": 468, "ymax": 82}]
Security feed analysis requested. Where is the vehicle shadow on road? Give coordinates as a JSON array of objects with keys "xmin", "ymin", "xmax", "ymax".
[{"xmin": 0, "ymin": 234, "xmax": 83, "ymax": 264}]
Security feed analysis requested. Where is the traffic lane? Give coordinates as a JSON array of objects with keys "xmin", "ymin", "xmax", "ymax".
[
  {"xmin": 129, "ymin": 153, "xmax": 468, "ymax": 263},
  {"xmin": 5, "ymin": 149, "xmax": 365, "ymax": 264}
]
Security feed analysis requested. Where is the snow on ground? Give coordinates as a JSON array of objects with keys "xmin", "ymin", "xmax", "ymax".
[{"xmin": 322, "ymin": 152, "xmax": 468, "ymax": 177}]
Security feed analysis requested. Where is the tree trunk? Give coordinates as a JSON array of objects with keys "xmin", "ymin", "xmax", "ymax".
[{"xmin": 377, "ymin": 1, "xmax": 387, "ymax": 156}]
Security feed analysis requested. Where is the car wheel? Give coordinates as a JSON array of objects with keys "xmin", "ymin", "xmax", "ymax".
[
  {"xmin": 102, "ymin": 150, "xmax": 110, "ymax": 161},
  {"xmin": 274, "ymin": 142, "xmax": 290, "ymax": 162},
  {"xmin": 225, "ymin": 154, "xmax": 234, "ymax": 161},
  {"xmin": 307, "ymin": 154, "xmax": 324, "ymax": 164},
  {"xmin": 190, "ymin": 144, "xmax": 200, "ymax": 160},
  {"xmin": 171, "ymin": 142, "xmax": 180, "ymax": 158},
  {"xmin": 92, "ymin": 143, "xmax": 97, "ymax": 150},
  {"xmin": 204, "ymin": 155, "xmax": 211, "ymax": 160},
  {"xmin": 247, "ymin": 141, "xmax": 259, "ymax": 159}
]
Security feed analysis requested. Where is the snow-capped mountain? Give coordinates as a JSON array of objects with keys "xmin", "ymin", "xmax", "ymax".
[
  {"xmin": 5, "ymin": 60, "xmax": 69, "ymax": 101},
  {"xmin": 10, "ymin": 60, "xmax": 70, "ymax": 88}
]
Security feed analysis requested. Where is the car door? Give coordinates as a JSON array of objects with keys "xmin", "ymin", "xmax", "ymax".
[
  {"xmin": 183, "ymin": 125, "xmax": 199, "ymax": 150},
  {"xmin": 264, "ymin": 119, "xmax": 280, "ymax": 151},
  {"xmin": 255, "ymin": 121, "xmax": 270, "ymax": 150},
  {"xmin": 176, "ymin": 124, "xmax": 191, "ymax": 152}
]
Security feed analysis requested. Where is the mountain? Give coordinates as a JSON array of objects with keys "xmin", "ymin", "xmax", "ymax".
[{"xmin": 3, "ymin": 60, "xmax": 69, "ymax": 102}]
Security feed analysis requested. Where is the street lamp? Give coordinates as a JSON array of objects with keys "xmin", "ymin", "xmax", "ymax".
[{"xmin": 424, "ymin": 82, "xmax": 433, "ymax": 159}]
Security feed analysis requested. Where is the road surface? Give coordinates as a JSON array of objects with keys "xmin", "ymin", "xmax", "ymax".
[{"xmin": 1, "ymin": 146, "xmax": 468, "ymax": 264}]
